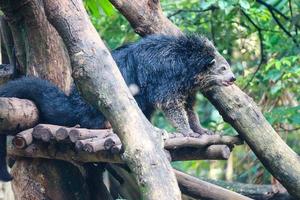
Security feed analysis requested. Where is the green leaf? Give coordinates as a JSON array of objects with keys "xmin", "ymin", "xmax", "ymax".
[
  {"xmin": 239, "ymin": 0, "xmax": 250, "ymax": 10},
  {"xmin": 98, "ymin": 0, "xmax": 115, "ymax": 16},
  {"xmin": 270, "ymin": 81, "xmax": 282, "ymax": 95}
]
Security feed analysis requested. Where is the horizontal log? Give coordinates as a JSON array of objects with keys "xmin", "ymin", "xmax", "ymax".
[
  {"xmin": 169, "ymin": 145, "xmax": 231, "ymax": 161},
  {"xmin": 0, "ymin": 97, "xmax": 39, "ymax": 134},
  {"xmin": 165, "ymin": 134, "xmax": 242, "ymax": 149},
  {"xmin": 8, "ymin": 136, "xmax": 232, "ymax": 162},
  {"xmin": 83, "ymin": 134, "xmax": 121, "ymax": 153},
  {"xmin": 11, "ymin": 124, "xmax": 242, "ymax": 154},
  {"xmin": 12, "ymin": 129, "xmax": 33, "ymax": 149},
  {"xmin": 69, "ymin": 128, "xmax": 112, "ymax": 142}
]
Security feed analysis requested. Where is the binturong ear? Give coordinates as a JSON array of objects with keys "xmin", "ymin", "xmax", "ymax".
[{"xmin": 201, "ymin": 55, "xmax": 216, "ymax": 71}]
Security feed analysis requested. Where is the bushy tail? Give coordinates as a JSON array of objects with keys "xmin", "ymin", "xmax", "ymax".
[
  {"xmin": 0, "ymin": 77, "xmax": 72, "ymax": 182},
  {"xmin": 0, "ymin": 135, "xmax": 12, "ymax": 182}
]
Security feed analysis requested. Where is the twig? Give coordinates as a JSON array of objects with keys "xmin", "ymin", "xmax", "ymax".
[
  {"xmin": 256, "ymin": 0, "xmax": 298, "ymax": 46},
  {"xmin": 241, "ymin": 10, "xmax": 266, "ymax": 90},
  {"xmin": 167, "ymin": 6, "xmax": 217, "ymax": 18}
]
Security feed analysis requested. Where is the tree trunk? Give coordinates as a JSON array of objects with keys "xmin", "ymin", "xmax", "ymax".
[
  {"xmin": 42, "ymin": 0, "xmax": 181, "ymax": 199},
  {"xmin": 11, "ymin": 159, "xmax": 90, "ymax": 200},
  {"xmin": 0, "ymin": 0, "xmax": 90, "ymax": 199},
  {"xmin": 0, "ymin": 0, "xmax": 72, "ymax": 93}
]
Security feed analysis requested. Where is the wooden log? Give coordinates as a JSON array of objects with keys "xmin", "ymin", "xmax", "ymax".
[
  {"xmin": 174, "ymin": 169, "xmax": 252, "ymax": 200},
  {"xmin": 32, "ymin": 124, "xmax": 56, "ymax": 142},
  {"xmin": 83, "ymin": 134, "xmax": 121, "ymax": 153},
  {"xmin": 55, "ymin": 127, "xmax": 69, "ymax": 141},
  {"xmin": 75, "ymin": 138, "xmax": 99, "ymax": 150},
  {"xmin": 12, "ymin": 129, "xmax": 33, "ymax": 149},
  {"xmin": 0, "ymin": 97, "xmax": 39, "ymax": 134},
  {"xmin": 7, "ymin": 136, "xmax": 232, "ymax": 163},
  {"xmin": 169, "ymin": 145, "xmax": 231, "ymax": 161},
  {"xmin": 165, "ymin": 135, "xmax": 242, "ymax": 149},
  {"xmin": 69, "ymin": 128, "xmax": 112, "ymax": 142},
  {"xmin": 111, "ymin": 144, "xmax": 122, "ymax": 154}
]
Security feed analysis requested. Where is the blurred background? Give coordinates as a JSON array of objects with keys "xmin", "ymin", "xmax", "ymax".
[{"xmin": 85, "ymin": 0, "xmax": 299, "ymax": 185}]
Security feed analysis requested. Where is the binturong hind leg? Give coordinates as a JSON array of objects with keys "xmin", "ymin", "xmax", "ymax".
[
  {"xmin": 185, "ymin": 96, "xmax": 216, "ymax": 135},
  {"xmin": 0, "ymin": 135, "xmax": 13, "ymax": 181},
  {"xmin": 161, "ymin": 100, "xmax": 195, "ymax": 137}
]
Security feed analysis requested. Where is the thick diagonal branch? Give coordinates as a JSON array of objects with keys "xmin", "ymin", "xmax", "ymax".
[{"xmin": 42, "ymin": 0, "xmax": 181, "ymax": 199}]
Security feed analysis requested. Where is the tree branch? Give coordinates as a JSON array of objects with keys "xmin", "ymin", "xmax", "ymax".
[
  {"xmin": 175, "ymin": 169, "xmax": 252, "ymax": 200},
  {"xmin": 0, "ymin": 98, "xmax": 38, "ymax": 134},
  {"xmin": 167, "ymin": 6, "xmax": 217, "ymax": 18},
  {"xmin": 109, "ymin": 0, "xmax": 182, "ymax": 36}
]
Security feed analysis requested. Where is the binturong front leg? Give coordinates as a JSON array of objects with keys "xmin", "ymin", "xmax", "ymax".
[
  {"xmin": 161, "ymin": 100, "xmax": 196, "ymax": 137},
  {"xmin": 185, "ymin": 95, "xmax": 216, "ymax": 135}
]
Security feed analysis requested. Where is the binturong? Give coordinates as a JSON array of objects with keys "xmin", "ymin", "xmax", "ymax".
[{"xmin": 0, "ymin": 34, "xmax": 235, "ymax": 181}]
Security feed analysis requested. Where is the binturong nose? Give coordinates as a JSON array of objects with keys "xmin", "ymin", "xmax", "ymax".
[{"xmin": 230, "ymin": 76, "xmax": 236, "ymax": 82}]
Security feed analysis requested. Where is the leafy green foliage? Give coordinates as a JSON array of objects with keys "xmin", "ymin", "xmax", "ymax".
[{"xmin": 85, "ymin": 0, "xmax": 300, "ymax": 185}]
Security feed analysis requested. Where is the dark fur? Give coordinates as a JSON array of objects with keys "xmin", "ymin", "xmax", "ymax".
[{"xmin": 0, "ymin": 34, "xmax": 235, "ymax": 181}]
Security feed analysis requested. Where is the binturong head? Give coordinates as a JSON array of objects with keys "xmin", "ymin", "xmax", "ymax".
[
  {"xmin": 184, "ymin": 35, "xmax": 236, "ymax": 91},
  {"xmin": 200, "ymin": 51, "xmax": 236, "ymax": 88}
]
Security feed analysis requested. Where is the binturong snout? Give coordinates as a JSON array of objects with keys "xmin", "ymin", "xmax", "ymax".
[{"xmin": 230, "ymin": 76, "xmax": 236, "ymax": 82}]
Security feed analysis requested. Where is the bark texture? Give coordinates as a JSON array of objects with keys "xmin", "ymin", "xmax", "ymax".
[
  {"xmin": 0, "ymin": 1, "xmax": 88, "ymax": 199},
  {"xmin": 175, "ymin": 170, "xmax": 252, "ymax": 200},
  {"xmin": 43, "ymin": 0, "xmax": 181, "ymax": 199},
  {"xmin": 8, "ymin": 126, "xmax": 234, "ymax": 163},
  {"xmin": 11, "ymin": 159, "xmax": 90, "ymax": 200},
  {"xmin": 203, "ymin": 85, "xmax": 300, "ymax": 198},
  {"xmin": 0, "ymin": 98, "xmax": 38, "ymax": 134},
  {"xmin": 0, "ymin": 0, "xmax": 72, "ymax": 93},
  {"xmin": 109, "ymin": 0, "xmax": 182, "ymax": 36}
]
